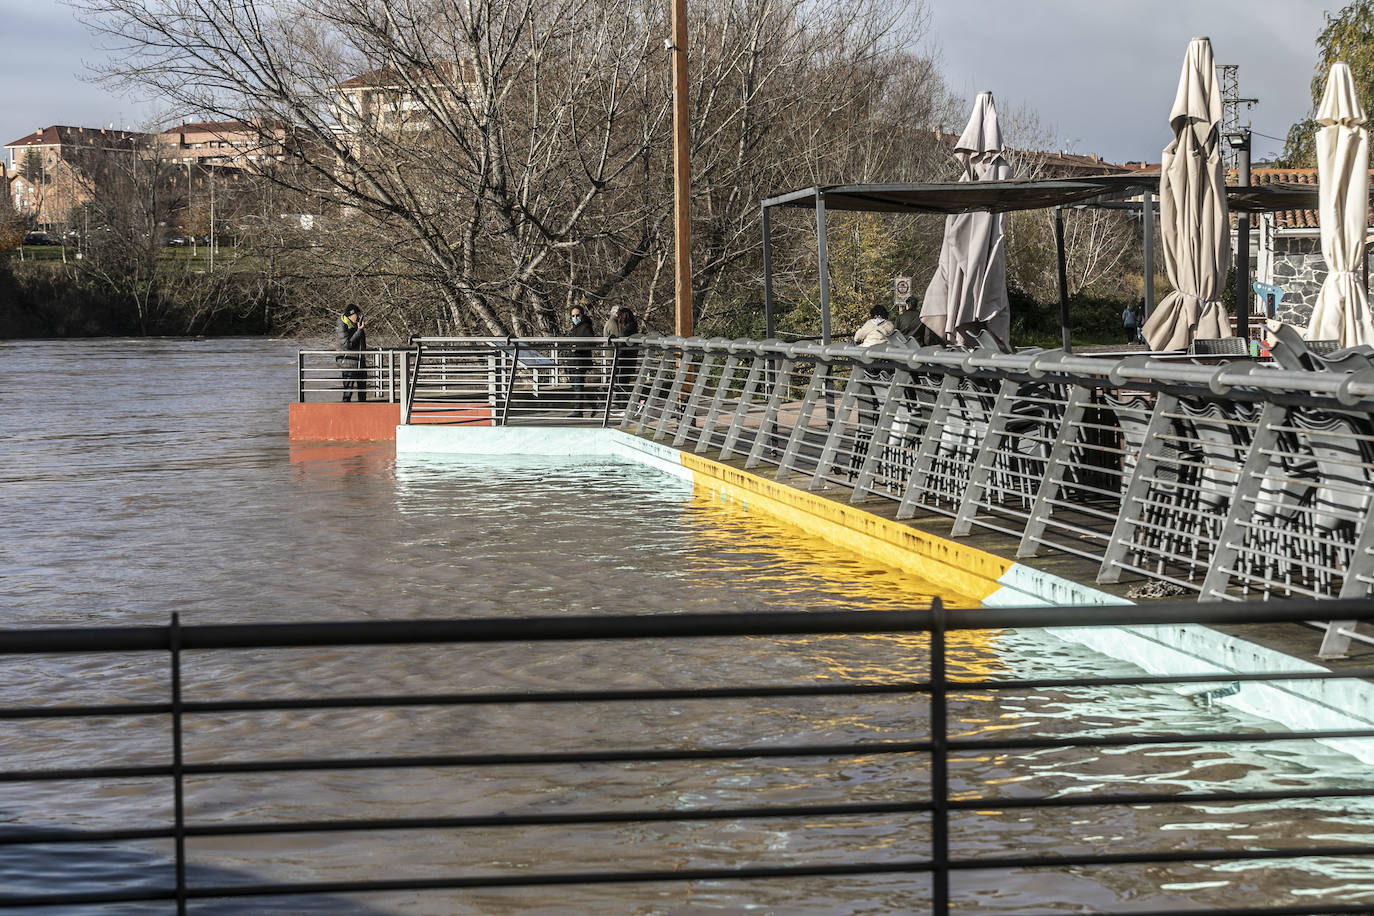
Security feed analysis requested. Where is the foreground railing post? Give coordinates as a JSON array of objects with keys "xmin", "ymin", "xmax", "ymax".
[
  {"xmin": 618, "ymin": 344, "xmax": 654, "ymax": 431},
  {"xmin": 929, "ymin": 597, "xmax": 949, "ymax": 916},
  {"xmin": 635, "ymin": 349, "xmax": 676, "ymax": 436},
  {"xmin": 695, "ymin": 353, "xmax": 741, "ymax": 453},
  {"xmin": 297, "ymin": 351, "xmax": 306, "ymax": 403},
  {"xmin": 169, "ymin": 613, "xmax": 188, "ymax": 916}
]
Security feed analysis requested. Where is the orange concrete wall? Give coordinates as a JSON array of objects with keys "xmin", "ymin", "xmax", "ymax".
[
  {"xmin": 289, "ymin": 403, "xmax": 401, "ymax": 441},
  {"xmin": 289, "ymin": 403, "xmax": 495, "ymax": 440}
]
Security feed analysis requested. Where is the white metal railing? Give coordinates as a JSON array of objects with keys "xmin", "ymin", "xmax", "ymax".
[
  {"xmin": 313, "ymin": 335, "xmax": 1374, "ymax": 658},
  {"xmin": 297, "ymin": 348, "xmax": 409, "ymax": 403}
]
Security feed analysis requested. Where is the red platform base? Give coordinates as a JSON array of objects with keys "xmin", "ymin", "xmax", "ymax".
[
  {"xmin": 289, "ymin": 403, "xmax": 496, "ymax": 440},
  {"xmin": 289, "ymin": 403, "xmax": 401, "ymax": 441}
]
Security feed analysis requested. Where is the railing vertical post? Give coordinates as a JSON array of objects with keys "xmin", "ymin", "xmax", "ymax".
[
  {"xmin": 297, "ymin": 351, "xmax": 306, "ymax": 403},
  {"xmin": 619, "ymin": 343, "xmax": 656, "ymax": 432},
  {"xmin": 400, "ymin": 350, "xmax": 412, "ymax": 425},
  {"xmin": 1099, "ymin": 392, "xmax": 1180, "ymax": 584},
  {"xmin": 635, "ymin": 348, "xmax": 677, "ymax": 436},
  {"xmin": 695, "ymin": 354, "xmax": 741, "ymax": 453},
  {"xmin": 952, "ymin": 379, "xmax": 1019, "ymax": 537},
  {"xmin": 388, "ymin": 350, "xmax": 396, "ymax": 404},
  {"xmin": 776, "ymin": 362, "xmax": 829, "ymax": 480},
  {"xmin": 1200, "ymin": 401, "xmax": 1282, "ymax": 600},
  {"xmin": 654, "ymin": 349, "xmax": 694, "ymax": 441},
  {"xmin": 673, "ymin": 351, "xmax": 717, "ymax": 448},
  {"xmin": 500, "ymin": 342, "xmax": 521, "ymax": 427},
  {"xmin": 719, "ymin": 355, "xmax": 765, "ymax": 460},
  {"xmin": 809, "ymin": 363, "xmax": 866, "ymax": 490},
  {"xmin": 1018, "ymin": 384, "xmax": 1088, "ymax": 557},
  {"xmin": 601, "ymin": 343, "xmax": 622, "ymax": 428},
  {"xmin": 169, "ymin": 613, "xmax": 188, "ymax": 916},
  {"xmin": 898, "ymin": 373, "xmax": 959, "ymax": 519},
  {"xmin": 851, "ymin": 368, "xmax": 911, "ymax": 501},
  {"xmin": 929, "ymin": 597, "xmax": 949, "ymax": 916},
  {"xmin": 745, "ymin": 356, "xmax": 793, "ymax": 468}
]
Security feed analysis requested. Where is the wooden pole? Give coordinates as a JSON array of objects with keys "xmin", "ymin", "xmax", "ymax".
[{"xmin": 671, "ymin": 0, "xmax": 693, "ymax": 338}]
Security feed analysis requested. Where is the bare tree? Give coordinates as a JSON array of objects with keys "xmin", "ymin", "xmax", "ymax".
[{"xmin": 76, "ymin": 0, "xmax": 947, "ymax": 337}]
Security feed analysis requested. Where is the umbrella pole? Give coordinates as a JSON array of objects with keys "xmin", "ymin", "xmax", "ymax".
[
  {"xmin": 816, "ymin": 191, "xmax": 832, "ymax": 345},
  {"xmin": 1054, "ymin": 206, "xmax": 1072, "ymax": 352},
  {"xmin": 762, "ymin": 204, "xmax": 775, "ymax": 339},
  {"xmin": 1233, "ymin": 128, "xmax": 1252, "ymax": 340},
  {"xmin": 1142, "ymin": 190, "xmax": 1155, "ymax": 318}
]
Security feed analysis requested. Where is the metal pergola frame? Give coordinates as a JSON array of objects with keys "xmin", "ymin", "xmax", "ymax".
[{"xmin": 760, "ymin": 176, "xmax": 1328, "ymax": 350}]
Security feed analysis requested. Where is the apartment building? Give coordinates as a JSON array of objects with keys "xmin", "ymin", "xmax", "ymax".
[
  {"xmin": 157, "ymin": 120, "xmax": 293, "ymax": 172},
  {"xmin": 4, "ymin": 126, "xmax": 146, "ymax": 224}
]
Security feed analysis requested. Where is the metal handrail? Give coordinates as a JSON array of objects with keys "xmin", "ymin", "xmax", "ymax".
[
  {"xmin": 305, "ymin": 336, "xmax": 1374, "ymax": 648},
  {"xmin": 4, "ymin": 598, "xmax": 1374, "ymax": 913}
]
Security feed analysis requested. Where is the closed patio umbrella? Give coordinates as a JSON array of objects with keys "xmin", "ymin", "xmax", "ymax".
[
  {"xmin": 1307, "ymin": 62, "xmax": 1371, "ymax": 345},
  {"xmin": 1143, "ymin": 37, "xmax": 1233, "ymax": 350},
  {"xmin": 922, "ymin": 91, "xmax": 1013, "ymax": 345}
]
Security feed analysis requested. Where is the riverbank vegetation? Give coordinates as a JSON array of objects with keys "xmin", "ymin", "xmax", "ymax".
[{"xmin": 5, "ymin": 0, "xmax": 1165, "ymax": 344}]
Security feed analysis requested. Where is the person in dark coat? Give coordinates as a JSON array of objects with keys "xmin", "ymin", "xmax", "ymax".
[
  {"xmin": 894, "ymin": 296, "xmax": 923, "ymax": 339},
  {"xmin": 613, "ymin": 307, "xmax": 641, "ymax": 407},
  {"xmin": 334, "ymin": 304, "xmax": 368, "ymax": 402},
  {"xmin": 566, "ymin": 305, "xmax": 597, "ymax": 417}
]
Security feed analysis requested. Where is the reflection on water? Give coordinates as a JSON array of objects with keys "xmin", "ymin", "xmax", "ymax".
[{"xmin": 2, "ymin": 339, "xmax": 1373, "ymax": 913}]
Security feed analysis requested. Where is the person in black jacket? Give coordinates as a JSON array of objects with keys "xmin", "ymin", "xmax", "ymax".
[
  {"xmin": 334, "ymin": 304, "xmax": 368, "ymax": 402},
  {"xmin": 613, "ymin": 307, "xmax": 641, "ymax": 408},
  {"xmin": 566, "ymin": 305, "xmax": 597, "ymax": 417}
]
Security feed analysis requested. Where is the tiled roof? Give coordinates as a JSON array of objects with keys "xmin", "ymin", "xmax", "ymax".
[
  {"xmin": 4, "ymin": 125, "xmax": 146, "ymax": 149},
  {"xmin": 1246, "ymin": 167, "xmax": 1374, "ymax": 231},
  {"xmin": 1250, "ymin": 169, "xmax": 1320, "ymax": 230},
  {"xmin": 162, "ymin": 119, "xmax": 289, "ymax": 136}
]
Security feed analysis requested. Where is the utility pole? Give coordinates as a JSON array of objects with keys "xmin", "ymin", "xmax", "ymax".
[
  {"xmin": 1218, "ymin": 64, "xmax": 1258, "ymax": 172},
  {"xmin": 670, "ymin": 0, "xmax": 692, "ymax": 338}
]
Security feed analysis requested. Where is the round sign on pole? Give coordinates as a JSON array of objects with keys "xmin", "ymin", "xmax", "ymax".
[{"xmin": 893, "ymin": 277, "xmax": 911, "ymax": 301}]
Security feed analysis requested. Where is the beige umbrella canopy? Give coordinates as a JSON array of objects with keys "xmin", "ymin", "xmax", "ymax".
[
  {"xmin": 1143, "ymin": 37, "xmax": 1233, "ymax": 350},
  {"xmin": 1306, "ymin": 62, "xmax": 1372, "ymax": 345},
  {"xmin": 922, "ymin": 91, "xmax": 1014, "ymax": 345}
]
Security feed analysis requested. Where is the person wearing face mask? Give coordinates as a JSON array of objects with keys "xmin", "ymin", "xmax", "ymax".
[{"xmin": 566, "ymin": 306, "xmax": 597, "ymax": 417}]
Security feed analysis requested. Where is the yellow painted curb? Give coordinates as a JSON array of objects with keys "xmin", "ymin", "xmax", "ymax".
[{"xmin": 678, "ymin": 452, "xmax": 1009, "ymax": 604}]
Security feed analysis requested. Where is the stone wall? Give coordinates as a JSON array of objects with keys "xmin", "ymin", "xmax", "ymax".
[{"xmin": 1269, "ymin": 236, "xmax": 1325, "ymax": 328}]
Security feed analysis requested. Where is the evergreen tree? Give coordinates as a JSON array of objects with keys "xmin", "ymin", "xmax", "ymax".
[{"xmin": 1281, "ymin": 0, "xmax": 1374, "ymax": 167}]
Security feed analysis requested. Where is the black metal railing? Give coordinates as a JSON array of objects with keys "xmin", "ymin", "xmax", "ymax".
[{"xmin": 5, "ymin": 599, "xmax": 1374, "ymax": 913}]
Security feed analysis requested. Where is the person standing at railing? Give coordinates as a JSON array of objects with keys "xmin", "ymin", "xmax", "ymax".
[
  {"xmin": 566, "ymin": 306, "xmax": 596, "ymax": 417},
  {"xmin": 613, "ymin": 307, "xmax": 641, "ymax": 410},
  {"xmin": 853, "ymin": 304, "xmax": 897, "ymax": 348},
  {"xmin": 893, "ymin": 296, "xmax": 923, "ymax": 341},
  {"xmin": 335, "ymin": 304, "xmax": 368, "ymax": 402},
  {"xmin": 602, "ymin": 304, "xmax": 622, "ymax": 339}
]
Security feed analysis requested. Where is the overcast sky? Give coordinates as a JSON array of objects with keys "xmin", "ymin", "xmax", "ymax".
[{"xmin": 0, "ymin": 0, "xmax": 1346, "ymax": 167}]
